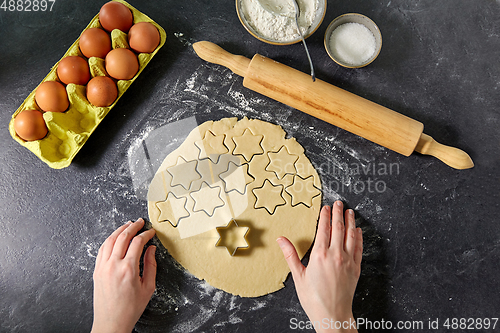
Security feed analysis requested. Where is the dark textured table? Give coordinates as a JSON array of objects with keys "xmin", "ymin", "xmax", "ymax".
[{"xmin": 1, "ymin": 0, "xmax": 499, "ymax": 332}]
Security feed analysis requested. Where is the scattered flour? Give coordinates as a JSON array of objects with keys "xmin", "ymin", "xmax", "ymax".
[{"xmin": 173, "ymin": 32, "xmax": 192, "ymax": 46}]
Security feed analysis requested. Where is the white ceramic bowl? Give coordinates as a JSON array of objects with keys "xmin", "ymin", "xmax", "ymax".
[
  {"xmin": 324, "ymin": 13, "xmax": 382, "ymax": 68},
  {"xmin": 236, "ymin": 0, "xmax": 327, "ymax": 45}
]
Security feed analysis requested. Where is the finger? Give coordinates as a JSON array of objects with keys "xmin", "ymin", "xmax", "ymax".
[
  {"xmin": 126, "ymin": 228, "xmax": 156, "ymax": 265},
  {"xmin": 99, "ymin": 221, "xmax": 132, "ymax": 262},
  {"xmin": 111, "ymin": 218, "xmax": 145, "ymax": 259},
  {"xmin": 312, "ymin": 205, "xmax": 332, "ymax": 252},
  {"xmin": 94, "ymin": 247, "xmax": 103, "ymax": 275},
  {"xmin": 142, "ymin": 245, "xmax": 157, "ymax": 295},
  {"xmin": 330, "ymin": 201, "xmax": 345, "ymax": 253},
  {"xmin": 354, "ymin": 227, "xmax": 363, "ymax": 265},
  {"xmin": 344, "ymin": 209, "xmax": 357, "ymax": 257},
  {"xmin": 277, "ymin": 237, "xmax": 305, "ymax": 280}
]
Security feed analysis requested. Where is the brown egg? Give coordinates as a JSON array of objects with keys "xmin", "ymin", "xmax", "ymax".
[
  {"xmin": 105, "ymin": 48, "xmax": 139, "ymax": 80},
  {"xmin": 87, "ymin": 76, "xmax": 118, "ymax": 107},
  {"xmin": 14, "ymin": 110, "xmax": 48, "ymax": 141},
  {"xmin": 35, "ymin": 81, "xmax": 69, "ymax": 113},
  {"xmin": 57, "ymin": 56, "xmax": 91, "ymax": 85},
  {"xmin": 99, "ymin": 1, "xmax": 133, "ymax": 33},
  {"xmin": 79, "ymin": 28, "xmax": 112, "ymax": 59},
  {"xmin": 128, "ymin": 22, "xmax": 160, "ymax": 53}
]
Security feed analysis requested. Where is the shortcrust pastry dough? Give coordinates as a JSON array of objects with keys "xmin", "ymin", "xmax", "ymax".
[{"xmin": 147, "ymin": 117, "xmax": 321, "ymax": 297}]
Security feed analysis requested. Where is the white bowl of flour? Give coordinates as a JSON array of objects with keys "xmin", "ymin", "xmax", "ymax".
[{"xmin": 236, "ymin": 0, "xmax": 326, "ymax": 45}]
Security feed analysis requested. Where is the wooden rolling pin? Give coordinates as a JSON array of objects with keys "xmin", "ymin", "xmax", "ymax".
[{"xmin": 193, "ymin": 41, "xmax": 474, "ymax": 169}]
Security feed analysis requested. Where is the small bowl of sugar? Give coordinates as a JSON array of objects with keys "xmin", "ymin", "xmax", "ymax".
[{"xmin": 324, "ymin": 13, "xmax": 382, "ymax": 68}]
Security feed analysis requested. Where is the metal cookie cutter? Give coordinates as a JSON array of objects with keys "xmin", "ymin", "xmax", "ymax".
[{"xmin": 215, "ymin": 219, "xmax": 250, "ymax": 256}]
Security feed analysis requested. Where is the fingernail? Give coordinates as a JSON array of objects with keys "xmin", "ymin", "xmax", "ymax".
[
  {"xmin": 357, "ymin": 228, "xmax": 362, "ymax": 234},
  {"xmin": 125, "ymin": 221, "xmax": 132, "ymax": 226},
  {"xmin": 137, "ymin": 218, "xmax": 144, "ymax": 223},
  {"xmin": 349, "ymin": 209, "xmax": 354, "ymax": 216},
  {"xmin": 336, "ymin": 201, "xmax": 342, "ymax": 206},
  {"xmin": 325, "ymin": 205, "xmax": 331, "ymax": 212},
  {"xmin": 152, "ymin": 245, "xmax": 157, "ymax": 254},
  {"xmin": 276, "ymin": 238, "xmax": 284, "ymax": 248}
]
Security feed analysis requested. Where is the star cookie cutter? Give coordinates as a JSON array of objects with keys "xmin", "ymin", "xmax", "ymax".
[{"xmin": 215, "ymin": 219, "xmax": 250, "ymax": 256}]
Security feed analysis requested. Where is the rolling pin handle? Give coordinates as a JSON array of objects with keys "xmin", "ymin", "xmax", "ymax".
[
  {"xmin": 415, "ymin": 133, "xmax": 474, "ymax": 169},
  {"xmin": 193, "ymin": 41, "xmax": 250, "ymax": 77}
]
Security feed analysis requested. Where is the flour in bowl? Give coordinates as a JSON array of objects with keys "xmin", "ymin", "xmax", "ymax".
[{"xmin": 241, "ymin": 0, "xmax": 319, "ymax": 43}]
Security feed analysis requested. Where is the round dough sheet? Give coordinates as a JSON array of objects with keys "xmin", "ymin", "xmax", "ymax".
[{"xmin": 147, "ymin": 117, "xmax": 321, "ymax": 297}]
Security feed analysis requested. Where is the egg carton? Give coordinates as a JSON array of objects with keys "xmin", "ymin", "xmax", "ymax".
[{"xmin": 8, "ymin": 0, "xmax": 166, "ymax": 169}]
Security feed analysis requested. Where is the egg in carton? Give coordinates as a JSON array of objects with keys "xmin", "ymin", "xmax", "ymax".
[{"xmin": 8, "ymin": 0, "xmax": 166, "ymax": 169}]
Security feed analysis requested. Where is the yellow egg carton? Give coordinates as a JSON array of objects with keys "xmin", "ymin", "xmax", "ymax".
[{"xmin": 8, "ymin": 0, "xmax": 166, "ymax": 169}]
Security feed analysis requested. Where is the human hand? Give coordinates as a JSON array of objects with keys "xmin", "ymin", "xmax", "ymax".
[
  {"xmin": 91, "ymin": 218, "xmax": 157, "ymax": 333},
  {"xmin": 277, "ymin": 201, "xmax": 363, "ymax": 332}
]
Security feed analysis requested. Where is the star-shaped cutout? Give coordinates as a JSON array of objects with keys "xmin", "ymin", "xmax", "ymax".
[
  {"xmin": 195, "ymin": 130, "xmax": 229, "ymax": 163},
  {"xmin": 219, "ymin": 162, "xmax": 254, "ymax": 194},
  {"xmin": 167, "ymin": 156, "xmax": 201, "ymax": 190},
  {"xmin": 232, "ymin": 129, "xmax": 264, "ymax": 162},
  {"xmin": 215, "ymin": 219, "xmax": 249, "ymax": 256},
  {"xmin": 252, "ymin": 179, "xmax": 286, "ymax": 215},
  {"xmin": 189, "ymin": 182, "xmax": 224, "ymax": 217},
  {"xmin": 285, "ymin": 175, "xmax": 321, "ymax": 207},
  {"xmin": 155, "ymin": 192, "xmax": 189, "ymax": 227},
  {"xmin": 265, "ymin": 146, "xmax": 299, "ymax": 179}
]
